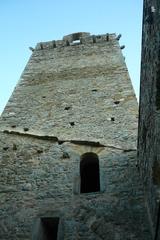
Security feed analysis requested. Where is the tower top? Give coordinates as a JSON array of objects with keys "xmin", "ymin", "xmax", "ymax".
[
  {"xmin": 35, "ymin": 32, "xmax": 116, "ymax": 51},
  {"xmin": 0, "ymin": 32, "xmax": 137, "ymax": 149}
]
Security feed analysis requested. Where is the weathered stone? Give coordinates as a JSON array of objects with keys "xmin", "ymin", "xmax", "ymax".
[
  {"xmin": 0, "ymin": 32, "xmax": 152, "ymax": 239},
  {"xmin": 138, "ymin": 0, "xmax": 160, "ymax": 238}
]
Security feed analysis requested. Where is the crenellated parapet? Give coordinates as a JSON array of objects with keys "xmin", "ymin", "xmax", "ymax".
[{"xmin": 35, "ymin": 32, "xmax": 118, "ymax": 51}]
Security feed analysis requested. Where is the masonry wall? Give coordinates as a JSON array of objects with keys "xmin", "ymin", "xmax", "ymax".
[
  {"xmin": 0, "ymin": 33, "xmax": 137, "ymax": 148},
  {"xmin": 0, "ymin": 32, "xmax": 151, "ymax": 239},
  {"xmin": 138, "ymin": 0, "xmax": 160, "ymax": 238}
]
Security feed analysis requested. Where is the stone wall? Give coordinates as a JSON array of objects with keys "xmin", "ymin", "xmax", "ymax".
[
  {"xmin": 0, "ymin": 132, "xmax": 151, "ymax": 239},
  {"xmin": 0, "ymin": 33, "xmax": 138, "ymax": 149},
  {"xmin": 138, "ymin": 0, "xmax": 160, "ymax": 238},
  {"xmin": 0, "ymin": 32, "xmax": 152, "ymax": 239}
]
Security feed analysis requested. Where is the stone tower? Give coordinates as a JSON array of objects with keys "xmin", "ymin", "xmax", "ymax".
[
  {"xmin": 138, "ymin": 0, "xmax": 160, "ymax": 239},
  {"xmin": 0, "ymin": 32, "xmax": 151, "ymax": 239}
]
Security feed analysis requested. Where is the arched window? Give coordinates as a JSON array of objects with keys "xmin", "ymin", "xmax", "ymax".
[{"xmin": 80, "ymin": 152, "xmax": 100, "ymax": 193}]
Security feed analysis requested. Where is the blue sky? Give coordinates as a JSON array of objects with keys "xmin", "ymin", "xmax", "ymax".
[{"xmin": 0, "ymin": 0, "xmax": 143, "ymax": 113}]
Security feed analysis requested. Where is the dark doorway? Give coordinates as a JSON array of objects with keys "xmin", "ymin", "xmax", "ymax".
[
  {"xmin": 41, "ymin": 217, "xmax": 59, "ymax": 240},
  {"xmin": 80, "ymin": 152, "xmax": 100, "ymax": 193}
]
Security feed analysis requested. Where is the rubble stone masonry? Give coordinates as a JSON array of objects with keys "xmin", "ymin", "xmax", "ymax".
[
  {"xmin": 0, "ymin": 32, "xmax": 151, "ymax": 239},
  {"xmin": 138, "ymin": 0, "xmax": 160, "ymax": 238}
]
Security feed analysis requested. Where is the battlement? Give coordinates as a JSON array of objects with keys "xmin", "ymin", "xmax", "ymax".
[{"xmin": 35, "ymin": 32, "xmax": 117, "ymax": 51}]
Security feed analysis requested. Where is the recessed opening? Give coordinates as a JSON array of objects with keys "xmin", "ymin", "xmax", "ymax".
[
  {"xmin": 11, "ymin": 125, "xmax": 16, "ymax": 128},
  {"xmin": 64, "ymin": 106, "xmax": 71, "ymax": 110},
  {"xmin": 66, "ymin": 40, "xmax": 70, "ymax": 46},
  {"xmin": 92, "ymin": 89, "xmax": 97, "ymax": 92},
  {"xmin": 24, "ymin": 127, "xmax": 29, "ymax": 132},
  {"xmin": 114, "ymin": 100, "xmax": 120, "ymax": 105},
  {"xmin": 37, "ymin": 149, "xmax": 43, "ymax": 154},
  {"xmin": 72, "ymin": 33, "xmax": 81, "ymax": 41},
  {"xmin": 80, "ymin": 152, "xmax": 100, "ymax": 193},
  {"xmin": 58, "ymin": 140, "xmax": 65, "ymax": 145},
  {"xmin": 142, "ymin": 123, "xmax": 147, "ymax": 141},
  {"xmin": 13, "ymin": 144, "xmax": 17, "ymax": 151},
  {"xmin": 106, "ymin": 34, "xmax": 109, "ymax": 41},
  {"xmin": 40, "ymin": 217, "xmax": 59, "ymax": 240},
  {"xmin": 42, "ymin": 96, "xmax": 46, "ymax": 99},
  {"xmin": 52, "ymin": 41, "xmax": 56, "ymax": 48},
  {"xmin": 3, "ymin": 146, "xmax": 9, "ymax": 151},
  {"xmin": 62, "ymin": 152, "xmax": 70, "ymax": 159},
  {"xmin": 152, "ymin": 159, "xmax": 160, "ymax": 185},
  {"xmin": 70, "ymin": 33, "xmax": 82, "ymax": 45},
  {"xmin": 70, "ymin": 122, "xmax": 75, "ymax": 126},
  {"xmin": 92, "ymin": 36, "xmax": 96, "ymax": 43},
  {"xmin": 156, "ymin": 61, "xmax": 160, "ymax": 110},
  {"xmin": 111, "ymin": 117, "xmax": 115, "ymax": 122}
]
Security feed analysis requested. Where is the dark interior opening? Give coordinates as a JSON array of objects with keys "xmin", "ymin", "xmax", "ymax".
[
  {"xmin": 111, "ymin": 117, "xmax": 115, "ymax": 121},
  {"xmin": 92, "ymin": 89, "xmax": 97, "ymax": 92},
  {"xmin": 72, "ymin": 33, "xmax": 81, "ymax": 41},
  {"xmin": 80, "ymin": 152, "xmax": 100, "ymax": 193},
  {"xmin": 156, "ymin": 57, "xmax": 160, "ymax": 110},
  {"xmin": 41, "ymin": 217, "xmax": 59, "ymax": 240},
  {"xmin": 64, "ymin": 106, "xmax": 71, "ymax": 110},
  {"xmin": 114, "ymin": 100, "xmax": 120, "ymax": 105},
  {"xmin": 70, "ymin": 122, "xmax": 75, "ymax": 126}
]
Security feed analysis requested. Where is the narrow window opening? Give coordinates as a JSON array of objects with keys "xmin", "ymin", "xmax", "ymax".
[
  {"xmin": 66, "ymin": 40, "xmax": 70, "ymax": 46},
  {"xmin": 52, "ymin": 41, "xmax": 56, "ymax": 48},
  {"xmin": 92, "ymin": 36, "xmax": 96, "ymax": 43},
  {"xmin": 41, "ymin": 217, "xmax": 59, "ymax": 240},
  {"xmin": 106, "ymin": 33, "xmax": 109, "ymax": 41},
  {"xmin": 80, "ymin": 152, "xmax": 100, "ymax": 193}
]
